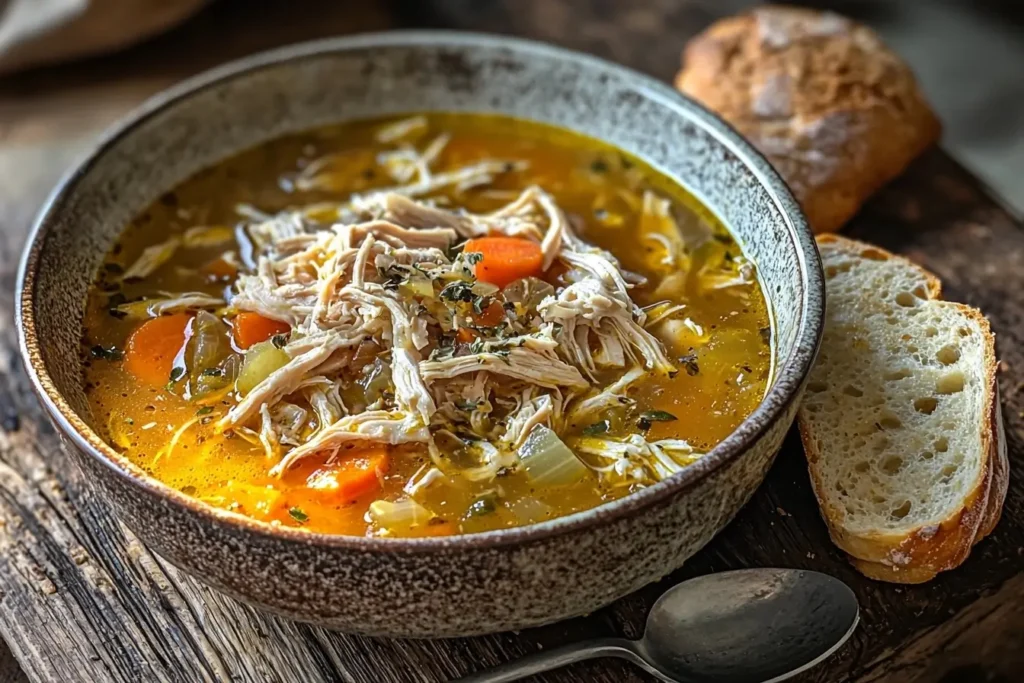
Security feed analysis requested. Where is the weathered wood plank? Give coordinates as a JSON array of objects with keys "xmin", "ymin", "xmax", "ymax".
[{"xmin": 0, "ymin": 1, "xmax": 1021, "ymax": 682}]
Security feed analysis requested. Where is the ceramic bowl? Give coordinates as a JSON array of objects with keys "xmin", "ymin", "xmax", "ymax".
[{"xmin": 17, "ymin": 31, "xmax": 823, "ymax": 637}]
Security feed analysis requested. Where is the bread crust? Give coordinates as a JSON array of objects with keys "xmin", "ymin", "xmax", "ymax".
[
  {"xmin": 815, "ymin": 234, "xmax": 942, "ymax": 298},
  {"xmin": 676, "ymin": 6, "xmax": 941, "ymax": 234},
  {"xmin": 799, "ymin": 236, "xmax": 1005, "ymax": 583}
]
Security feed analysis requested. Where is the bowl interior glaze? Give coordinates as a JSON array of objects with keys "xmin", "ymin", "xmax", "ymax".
[{"xmin": 19, "ymin": 31, "xmax": 822, "ymax": 550}]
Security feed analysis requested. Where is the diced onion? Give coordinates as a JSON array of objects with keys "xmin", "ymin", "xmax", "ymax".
[
  {"xmin": 236, "ymin": 341, "xmax": 289, "ymax": 395},
  {"xmin": 400, "ymin": 276, "xmax": 434, "ymax": 299},
  {"xmin": 471, "ymin": 281, "xmax": 500, "ymax": 297},
  {"xmin": 518, "ymin": 425, "xmax": 591, "ymax": 486},
  {"xmin": 368, "ymin": 499, "xmax": 433, "ymax": 532}
]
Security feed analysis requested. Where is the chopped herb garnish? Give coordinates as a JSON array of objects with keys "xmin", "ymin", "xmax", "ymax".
[
  {"xmin": 583, "ymin": 420, "xmax": 610, "ymax": 436},
  {"xmin": 271, "ymin": 334, "xmax": 288, "ymax": 349},
  {"xmin": 90, "ymin": 345, "xmax": 123, "ymax": 361},
  {"xmin": 387, "ymin": 273, "xmax": 408, "ymax": 288},
  {"xmin": 677, "ymin": 352, "xmax": 700, "ymax": 376},
  {"xmin": 590, "ymin": 159, "xmax": 609, "ymax": 174},
  {"xmin": 471, "ymin": 295, "xmax": 486, "ymax": 315},
  {"xmin": 455, "ymin": 399, "xmax": 480, "ymax": 411},
  {"xmin": 195, "ymin": 406, "xmax": 214, "ymax": 416},
  {"xmin": 200, "ymin": 367, "xmax": 224, "ymax": 377},
  {"xmin": 759, "ymin": 326, "xmax": 772, "ymax": 345},
  {"xmin": 103, "ymin": 262, "xmax": 124, "ymax": 275},
  {"xmin": 637, "ymin": 410, "xmax": 677, "ymax": 430},
  {"xmin": 168, "ymin": 366, "xmax": 186, "ymax": 383},
  {"xmin": 713, "ymin": 233, "xmax": 731, "ymax": 244},
  {"xmin": 468, "ymin": 337, "xmax": 485, "ymax": 355},
  {"xmin": 288, "ymin": 507, "xmax": 308, "ymax": 523},
  {"xmin": 440, "ymin": 281, "xmax": 475, "ymax": 303},
  {"xmin": 466, "ymin": 495, "xmax": 497, "ymax": 518},
  {"xmin": 640, "ymin": 410, "xmax": 678, "ymax": 422},
  {"xmin": 463, "ymin": 251, "xmax": 483, "ymax": 266}
]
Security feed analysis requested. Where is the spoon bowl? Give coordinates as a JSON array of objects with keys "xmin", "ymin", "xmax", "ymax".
[
  {"xmin": 458, "ymin": 568, "xmax": 859, "ymax": 683},
  {"xmin": 641, "ymin": 569, "xmax": 859, "ymax": 682}
]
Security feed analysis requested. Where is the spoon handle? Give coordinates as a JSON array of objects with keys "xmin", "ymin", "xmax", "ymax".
[{"xmin": 453, "ymin": 637, "xmax": 640, "ymax": 683}]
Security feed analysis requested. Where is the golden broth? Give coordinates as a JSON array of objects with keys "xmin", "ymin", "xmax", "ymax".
[{"xmin": 82, "ymin": 114, "xmax": 771, "ymax": 536}]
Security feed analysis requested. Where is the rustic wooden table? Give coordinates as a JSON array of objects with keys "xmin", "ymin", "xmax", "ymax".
[{"xmin": 0, "ymin": 2, "xmax": 1022, "ymax": 682}]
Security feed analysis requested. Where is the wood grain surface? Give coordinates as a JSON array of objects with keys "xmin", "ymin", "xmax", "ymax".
[{"xmin": 0, "ymin": 1, "xmax": 1021, "ymax": 682}]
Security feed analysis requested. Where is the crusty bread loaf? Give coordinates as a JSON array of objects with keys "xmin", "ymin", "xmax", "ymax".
[
  {"xmin": 675, "ymin": 6, "xmax": 941, "ymax": 234},
  {"xmin": 799, "ymin": 235, "xmax": 1007, "ymax": 583}
]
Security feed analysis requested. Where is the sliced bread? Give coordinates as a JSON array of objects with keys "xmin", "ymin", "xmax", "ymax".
[{"xmin": 799, "ymin": 235, "xmax": 1007, "ymax": 583}]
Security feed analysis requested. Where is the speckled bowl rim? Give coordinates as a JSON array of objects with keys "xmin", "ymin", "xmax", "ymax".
[{"xmin": 17, "ymin": 30, "xmax": 824, "ymax": 553}]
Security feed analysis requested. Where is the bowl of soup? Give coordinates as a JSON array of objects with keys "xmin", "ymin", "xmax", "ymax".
[{"xmin": 18, "ymin": 32, "xmax": 823, "ymax": 636}]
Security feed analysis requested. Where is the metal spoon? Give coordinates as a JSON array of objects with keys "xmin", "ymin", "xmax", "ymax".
[{"xmin": 456, "ymin": 568, "xmax": 858, "ymax": 683}]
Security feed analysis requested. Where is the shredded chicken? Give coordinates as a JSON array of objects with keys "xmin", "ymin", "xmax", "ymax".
[
  {"xmin": 566, "ymin": 367, "xmax": 645, "ymax": 425},
  {"xmin": 218, "ymin": 145, "xmax": 705, "ymax": 487},
  {"xmin": 218, "ymin": 331, "xmax": 363, "ymax": 431},
  {"xmin": 420, "ymin": 348, "xmax": 588, "ymax": 390},
  {"xmin": 116, "ymin": 292, "xmax": 224, "ymax": 319},
  {"xmin": 503, "ymin": 393, "xmax": 558, "ymax": 450},
  {"xmin": 374, "ymin": 115, "xmax": 428, "ymax": 143},
  {"xmin": 269, "ymin": 410, "xmax": 429, "ymax": 476},
  {"xmin": 183, "ymin": 225, "xmax": 235, "ymax": 248},
  {"xmin": 123, "ymin": 237, "xmax": 180, "ymax": 280},
  {"xmin": 404, "ymin": 465, "xmax": 447, "ymax": 497},
  {"xmin": 382, "ymin": 194, "xmax": 476, "ymax": 237},
  {"xmin": 576, "ymin": 435, "xmax": 702, "ymax": 484}
]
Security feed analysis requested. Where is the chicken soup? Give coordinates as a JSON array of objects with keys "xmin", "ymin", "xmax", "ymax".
[{"xmin": 82, "ymin": 114, "xmax": 772, "ymax": 537}]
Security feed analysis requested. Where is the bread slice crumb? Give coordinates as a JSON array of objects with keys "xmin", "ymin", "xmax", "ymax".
[{"xmin": 798, "ymin": 235, "xmax": 1007, "ymax": 583}]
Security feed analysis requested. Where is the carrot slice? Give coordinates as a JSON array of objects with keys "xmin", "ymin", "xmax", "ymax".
[
  {"xmin": 464, "ymin": 237, "xmax": 544, "ymax": 289},
  {"xmin": 299, "ymin": 447, "xmax": 390, "ymax": 502},
  {"xmin": 456, "ymin": 300, "xmax": 506, "ymax": 345},
  {"xmin": 473, "ymin": 299, "xmax": 505, "ymax": 327},
  {"xmin": 456, "ymin": 327, "xmax": 477, "ymax": 344},
  {"xmin": 232, "ymin": 312, "xmax": 290, "ymax": 350},
  {"xmin": 124, "ymin": 313, "xmax": 192, "ymax": 386}
]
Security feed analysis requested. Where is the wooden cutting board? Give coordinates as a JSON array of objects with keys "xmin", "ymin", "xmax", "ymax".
[{"xmin": 0, "ymin": 1, "xmax": 1021, "ymax": 681}]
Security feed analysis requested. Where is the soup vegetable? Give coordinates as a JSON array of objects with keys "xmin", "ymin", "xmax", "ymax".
[{"xmin": 82, "ymin": 114, "xmax": 771, "ymax": 537}]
